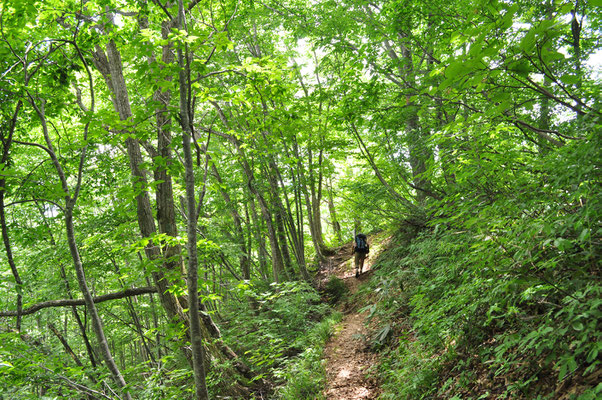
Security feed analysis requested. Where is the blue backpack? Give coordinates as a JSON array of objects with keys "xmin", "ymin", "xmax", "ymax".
[{"xmin": 355, "ymin": 234, "xmax": 369, "ymax": 254}]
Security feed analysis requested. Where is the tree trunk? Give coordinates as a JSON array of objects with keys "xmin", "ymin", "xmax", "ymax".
[
  {"xmin": 176, "ymin": 0, "xmax": 209, "ymax": 396},
  {"xmin": 208, "ymin": 102, "xmax": 285, "ymax": 282},
  {"xmin": 94, "ymin": 33, "xmax": 252, "ymax": 394},
  {"xmin": 210, "ymin": 160, "xmax": 250, "ymax": 280},
  {"xmin": 28, "ymin": 90, "xmax": 131, "ymax": 398},
  {"xmin": 47, "ymin": 322, "xmax": 86, "ymax": 370},
  {"xmin": 326, "ymin": 178, "xmax": 342, "ymax": 242},
  {"xmin": 292, "ymin": 136, "xmax": 324, "ymax": 262},
  {"xmin": 0, "ymin": 101, "xmax": 23, "ymax": 331},
  {"xmin": 249, "ymin": 197, "xmax": 268, "ymax": 279},
  {"xmin": 309, "ymin": 146, "xmax": 326, "ymax": 251},
  {"xmin": 65, "ymin": 205, "xmax": 131, "ymax": 398}
]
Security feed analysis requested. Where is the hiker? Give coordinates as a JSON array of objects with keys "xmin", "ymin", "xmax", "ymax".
[{"xmin": 352, "ymin": 233, "xmax": 369, "ymax": 278}]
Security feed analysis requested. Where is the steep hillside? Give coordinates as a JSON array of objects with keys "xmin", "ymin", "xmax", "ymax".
[{"xmin": 362, "ymin": 227, "xmax": 601, "ymax": 399}]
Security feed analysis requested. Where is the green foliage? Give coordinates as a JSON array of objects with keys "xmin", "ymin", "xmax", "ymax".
[
  {"xmin": 132, "ymin": 361, "xmax": 193, "ymax": 400},
  {"xmin": 322, "ymin": 276, "xmax": 349, "ymax": 304},
  {"xmin": 219, "ymin": 280, "xmax": 332, "ymax": 392},
  {"xmin": 377, "ymin": 335, "xmax": 441, "ymax": 400},
  {"xmin": 1, "ymin": 0, "xmax": 600, "ymax": 397},
  {"xmin": 368, "ymin": 137, "xmax": 601, "ymax": 396},
  {"xmin": 275, "ymin": 347, "xmax": 326, "ymax": 400},
  {"xmin": 275, "ymin": 312, "xmax": 342, "ymax": 400}
]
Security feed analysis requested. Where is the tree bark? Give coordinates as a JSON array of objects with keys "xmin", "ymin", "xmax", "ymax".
[
  {"xmin": 26, "ymin": 67, "xmax": 131, "ymax": 398},
  {"xmin": 177, "ymin": 0, "xmax": 209, "ymax": 396},
  {"xmin": 209, "ymin": 160, "xmax": 250, "ymax": 279},
  {"xmin": 326, "ymin": 177, "xmax": 342, "ymax": 242},
  {"xmin": 0, "ymin": 100, "xmax": 24, "ymax": 331},
  {"xmin": 94, "ymin": 40, "xmax": 180, "ymax": 311}
]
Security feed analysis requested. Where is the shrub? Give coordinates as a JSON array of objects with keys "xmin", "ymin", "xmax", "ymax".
[
  {"xmin": 219, "ymin": 280, "xmax": 332, "ymax": 396},
  {"xmin": 275, "ymin": 312, "xmax": 342, "ymax": 400},
  {"xmin": 322, "ymin": 276, "xmax": 349, "ymax": 304}
]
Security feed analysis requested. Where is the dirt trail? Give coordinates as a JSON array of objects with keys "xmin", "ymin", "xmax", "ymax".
[{"xmin": 320, "ymin": 242, "xmax": 380, "ymax": 400}]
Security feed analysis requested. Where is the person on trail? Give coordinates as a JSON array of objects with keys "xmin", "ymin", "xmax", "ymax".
[{"xmin": 352, "ymin": 233, "xmax": 369, "ymax": 278}]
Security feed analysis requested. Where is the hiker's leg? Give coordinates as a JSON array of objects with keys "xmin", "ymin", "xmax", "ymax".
[
  {"xmin": 359, "ymin": 254, "xmax": 365, "ymax": 274},
  {"xmin": 354, "ymin": 253, "xmax": 360, "ymax": 277}
]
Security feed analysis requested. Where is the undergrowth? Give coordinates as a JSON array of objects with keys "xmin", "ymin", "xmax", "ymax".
[
  {"xmin": 275, "ymin": 311, "xmax": 342, "ymax": 399},
  {"xmin": 369, "ymin": 225, "xmax": 601, "ymax": 399},
  {"xmin": 365, "ymin": 133, "xmax": 601, "ymax": 399},
  {"xmin": 218, "ymin": 280, "xmax": 336, "ymax": 398}
]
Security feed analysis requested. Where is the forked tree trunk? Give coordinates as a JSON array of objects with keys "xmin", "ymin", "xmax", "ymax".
[
  {"xmin": 28, "ymin": 96, "xmax": 131, "ymax": 399},
  {"xmin": 93, "ymin": 28, "xmax": 252, "ymax": 396}
]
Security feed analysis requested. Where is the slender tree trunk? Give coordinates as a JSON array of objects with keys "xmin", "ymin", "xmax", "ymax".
[
  {"xmin": 0, "ymin": 101, "xmax": 23, "ymax": 331},
  {"xmin": 208, "ymin": 102, "xmax": 285, "ymax": 281},
  {"xmin": 48, "ymin": 322, "xmax": 86, "ymax": 370},
  {"xmin": 276, "ymin": 133, "xmax": 311, "ymax": 280},
  {"xmin": 264, "ymin": 162, "xmax": 293, "ymax": 278},
  {"xmin": 274, "ymin": 208, "xmax": 293, "ymax": 278},
  {"xmin": 27, "ymin": 77, "xmax": 131, "ymax": 398},
  {"xmin": 65, "ymin": 205, "xmax": 131, "ymax": 398},
  {"xmin": 243, "ymin": 201, "xmax": 254, "ymax": 280},
  {"xmin": 210, "ymin": 161, "xmax": 250, "ymax": 279},
  {"xmin": 309, "ymin": 147, "xmax": 326, "ymax": 250},
  {"xmin": 112, "ymin": 261, "xmax": 156, "ymax": 365},
  {"xmin": 60, "ymin": 264, "xmax": 98, "ymax": 369},
  {"xmin": 177, "ymin": 1, "xmax": 209, "ymax": 396},
  {"xmin": 570, "ymin": 4, "xmax": 582, "ymax": 81},
  {"xmin": 570, "ymin": 3, "xmax": 584, "ymax": 121},
  {"xmin": 65, "ymin": 208, "xmax": 129, "ymax": 395},
  {"xmin": 249, "ymin": 197, "xmax": 268, "ymax": 279},
  {"xmin": 292, "ymin": 137, "xmax": 324, "ymax": 261},
  {"xmin": 35, "ymin": 202, "xmax": 99, "ymax": 369},
  {"xmin": 144, "ymin": 272, "xmax": 162, "ymax": 360},
  {"xmin": 276, "ymin": 163, "xmax": 310, "ymax": 281},
  {"xmin": 326, "ymin": 178, "xmax": 342, "ymax": 242},
  {"xmin": 293, "ymin": 66, "xmax": 326, "ymax": 257}
]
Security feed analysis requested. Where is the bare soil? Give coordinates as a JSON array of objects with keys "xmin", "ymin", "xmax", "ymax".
[{"xmin": 319, "ymin": 242, "xmax": 381, "ymax": 400}]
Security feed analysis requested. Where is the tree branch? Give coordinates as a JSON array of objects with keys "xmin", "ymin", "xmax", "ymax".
[
  {"xmin": 0, "ymin": 287, "xmax": 158, "ymax": 317},
  {"xmin": 348, "ymin": 122, "xmax": 418, "ymax": 211}
]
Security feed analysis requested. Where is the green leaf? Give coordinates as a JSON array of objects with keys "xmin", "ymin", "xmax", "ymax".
[
  {"xmin": 519, "ymin": 30, "xmax": 536, "ymax": 51},
  {"xmin": 554, "ymin": 238, "xmax": 572, "ymax": 251},
  {"xmin": 572, "ymin": 321, "xmax": 584, "ymax": 331},
  {"xmin": 578, "ymin": 228, "xmax": 590, "ymax": 242},
  {"xmin": 0, "ymin": 362, "xmax": 13, "ymax": 370},
  {"xmin": 586, "ymin": 347, "xmax": 599, "ymax": 363},
  {"xmin": 445, "ymin": 61, "xmax": 465, "ymax": 79},
  {"xmin": 559, "ymin": 361, "xmax": 568, "ymax": 380},
  {"xmin": 560, "ymin": 74, "xmax": 579, "ymax": 85}
]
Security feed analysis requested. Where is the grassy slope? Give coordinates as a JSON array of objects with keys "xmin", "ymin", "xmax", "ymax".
[{"xmin": 361, "ymin": 226, "xmax": 601, "ymax": 400}]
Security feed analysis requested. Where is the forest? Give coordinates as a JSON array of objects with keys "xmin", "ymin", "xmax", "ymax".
[{"xmin": 0, "ymin": 0, "xmax": 600, "ymax": 399}]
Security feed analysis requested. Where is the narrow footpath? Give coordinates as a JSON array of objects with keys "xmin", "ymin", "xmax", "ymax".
[{"xmin": 319, "ymin": 242, "xmax": 381, "ymax": 400}]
